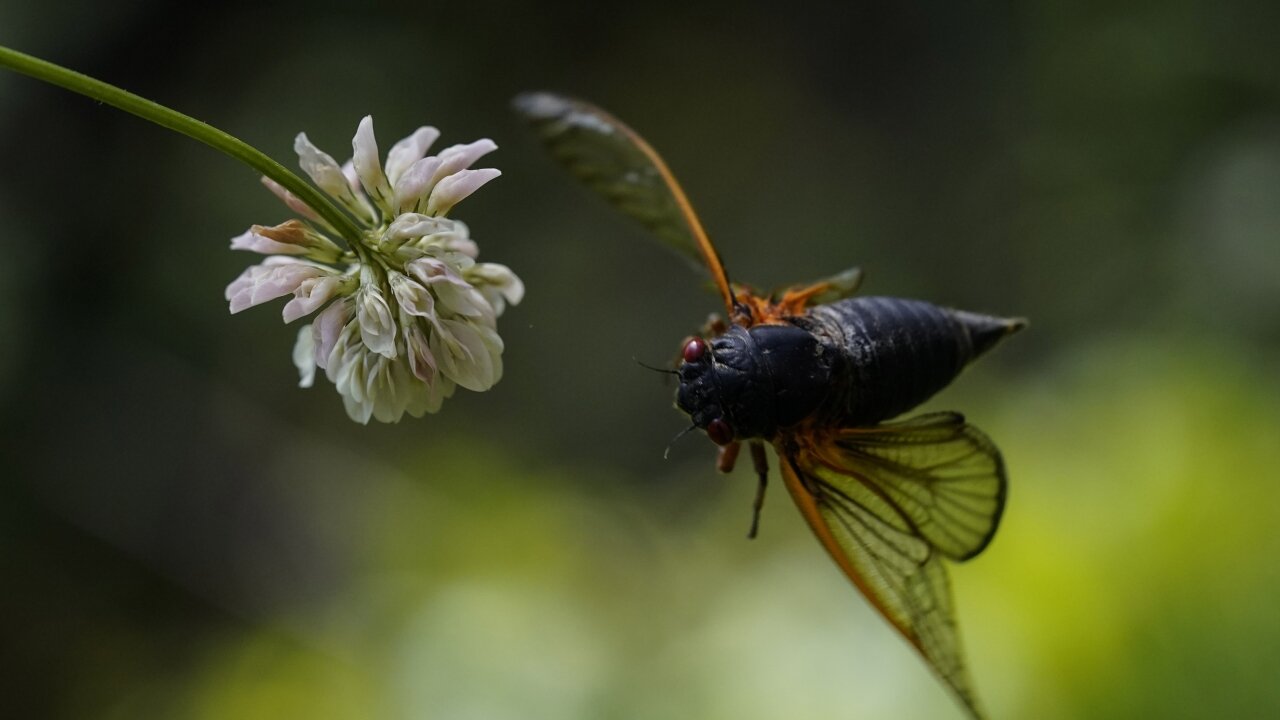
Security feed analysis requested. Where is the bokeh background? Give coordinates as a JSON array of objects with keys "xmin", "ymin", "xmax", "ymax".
[{"xmin": 2, "ymin": 2, "xmax": 1279, "ymax": 718}]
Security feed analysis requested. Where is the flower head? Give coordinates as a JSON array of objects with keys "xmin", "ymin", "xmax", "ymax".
[{"xmin": 226, "ymin": 117, "xmax": 521, "ymax": 423}]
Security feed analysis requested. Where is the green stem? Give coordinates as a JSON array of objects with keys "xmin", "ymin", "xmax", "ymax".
[{"xmin": 0, "ymin": 45, "xmax": 365, "ymax": 247}]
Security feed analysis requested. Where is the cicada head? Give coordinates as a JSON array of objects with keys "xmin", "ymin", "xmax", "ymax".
[{"xmin": 675, "ymin": 323, "xmax": 832, "ymax": 444}]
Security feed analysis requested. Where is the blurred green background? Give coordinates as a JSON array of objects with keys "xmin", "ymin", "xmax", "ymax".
[{"xmin": 2, "ymin": 2, "xmax": 1279, "ymax": 718}]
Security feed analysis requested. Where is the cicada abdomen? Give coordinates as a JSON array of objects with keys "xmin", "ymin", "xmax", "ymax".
[{"xmin": 796, "ymin": 296, "xmax": 1025, "ymax": 428}]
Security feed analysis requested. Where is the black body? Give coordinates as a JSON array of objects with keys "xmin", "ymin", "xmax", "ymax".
[{"xmin": 676, "ymin": 296, "xmax": 1021, "ymax": 440}]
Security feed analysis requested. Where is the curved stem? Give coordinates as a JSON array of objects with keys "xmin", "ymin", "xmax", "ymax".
[{"xmin": 0, "ymin": 45, "xmax": 365, "ymax": 247}]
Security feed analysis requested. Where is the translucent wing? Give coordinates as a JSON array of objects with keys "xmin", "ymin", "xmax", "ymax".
[
  {"xmin": 770, "ymin": 266, "xmax": 865, "ymax": 313},
  {"xmin": 514, "ymin": 92, "xmax": 735, "ymax": 315},
  {"xmin": 794, "ymin": 266, "xmax": 865, "ymax": 305},
  {"xmin": 777, "ymin": 412, "xmax": 1008, "ymax": 719},
  {"xmin": 819, "ymin": 412, "xmax": 1007, "ymax": 560}
]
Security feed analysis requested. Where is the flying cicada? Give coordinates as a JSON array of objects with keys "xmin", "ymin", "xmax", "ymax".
[{"xmin": 516, "ymin": 92, "xmax": 1024, "ymax": 719}]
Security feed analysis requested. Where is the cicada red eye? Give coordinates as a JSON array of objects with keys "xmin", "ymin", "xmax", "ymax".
[
  {"xmin": 706, "ymin": 417, "xmax": 733, "ymax": 446},
  {"xmin": 683, "ymin": 337, "xmax": 707, "ymax": 363}
]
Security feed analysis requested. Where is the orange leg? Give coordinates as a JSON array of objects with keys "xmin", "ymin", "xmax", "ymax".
[
  {"xmin": 702, "ymin": 313, "xmax": 728, "ymax": 337},
  {"xmin": 716, "ymin": 441, "xmax": 741, "ymax": 473}
]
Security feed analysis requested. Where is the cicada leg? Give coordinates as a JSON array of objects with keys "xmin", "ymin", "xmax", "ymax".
[
  {"xmin": 701, "ymin": 313, "xmax": 728, "ymax": 338},
  {"xmin": 713, "ymin": 440, "xmax": 770, "ymax": 538},
  {"xmin": 716, "ymin": 440, "xmax": 741, "ymax": 473},
  {"xmin": 747, "ymin": 440, "xmax": 769, "ymax": 539}
]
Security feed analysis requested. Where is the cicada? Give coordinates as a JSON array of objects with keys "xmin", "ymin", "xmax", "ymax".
[{"xmin": 516, "ymin": 92, "xmax": 1023, "ymax": 719}]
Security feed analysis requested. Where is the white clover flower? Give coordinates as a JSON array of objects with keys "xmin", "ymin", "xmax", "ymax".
[{"xmin": 227, "ymin": 116, "xmax": 521, "ymax": 424}]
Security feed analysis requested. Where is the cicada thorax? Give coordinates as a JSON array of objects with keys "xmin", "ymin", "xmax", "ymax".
[{"xmin": 676, "ymin": 296, "xmax": 1023, "ymax": 442}]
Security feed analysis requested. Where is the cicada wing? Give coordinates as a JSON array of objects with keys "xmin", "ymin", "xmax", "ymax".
[
  {"xmin": 777, "ymin": 412, "xmax": 1009, "ymax": 719},
  {"xmin": 771, "ymin": 266, "xmax": 865, "ymax": 313},
  {"xmin": 514, "ymin": 92, "xmax": 735, "ymax": 315},
  {"xmin": 821, "ymin": 412, "xmax": 1008, "ymax": 561},
  {"xmin": 798, "ymin": 266, "xmax": 864, "ymax": 304}
]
